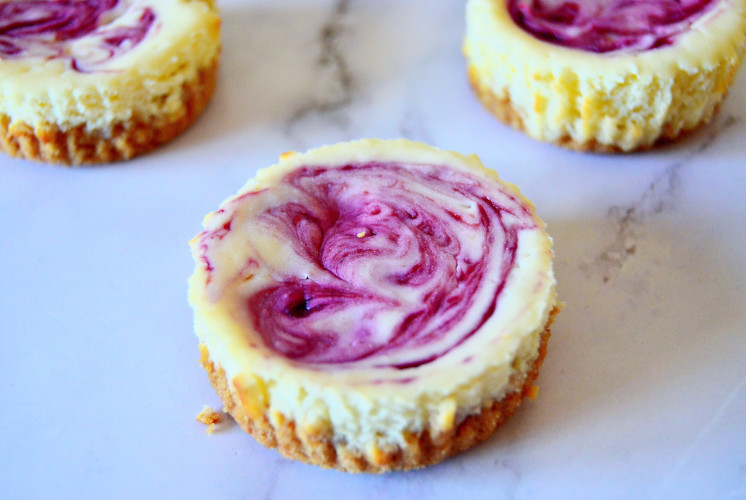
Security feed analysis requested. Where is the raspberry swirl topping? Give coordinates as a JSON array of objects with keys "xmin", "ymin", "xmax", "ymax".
[
  {"xmin": 196, "ymin": 162, "xmax": 540, "ymax": 371},
  {"xmin": 0, "ymin": 0, "xmax": 155, "ymax": 71},
  {"xmin": 508, "ymin": 0, "xmax": 717, "ymax": 53}
]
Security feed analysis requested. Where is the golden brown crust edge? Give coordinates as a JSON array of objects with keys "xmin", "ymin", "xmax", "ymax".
[
  {"xmin": 466, "ymin": 64, "xmax": 719, "ymax": 154},
  {"xmin": 0, "ymin": 56, "xmax": 218, "ymax": 166},
  {"xmin": 197, "ymin": 306, "xmax": 560, "ymax": 473}
]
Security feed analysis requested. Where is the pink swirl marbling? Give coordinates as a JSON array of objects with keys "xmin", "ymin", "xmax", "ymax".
[
  {"xmin": 0, "ymin": 0, "xmax": 155, "ymax": 71},
  {"xmin": 508, "ymin": 0, "xmax": 716, "ymax": 53},
  {"xmin": 197, "ymin": 162, "xmax": 539, "ymax": 370}
]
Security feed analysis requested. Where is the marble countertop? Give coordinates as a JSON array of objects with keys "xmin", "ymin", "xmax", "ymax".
[{"xmin": 2, "ymin": 1, "xmax": 745, "ymax": 498}]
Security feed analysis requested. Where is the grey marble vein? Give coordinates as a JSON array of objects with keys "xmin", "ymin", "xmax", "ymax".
[
  {"xmin": 492, "ymin": 458, "xmax": 521, "ymax": 500},
  {"xmin": 594, "ymin": 114, "xmax": 739, "ymax": 283},
  {"xmin": 652, "ymin": 375, "xmax": 746, "ymax": 499},
  {"xmin": 286, "ymin": 0, "xmax": 355, "ymax": 139},
  {"xmin": 399, "ymin": 106, "xmax": 434, "ymax": 144},
  {"xmin": 261, "ymin": 455, "xmax": 288, "ymax": 500}
]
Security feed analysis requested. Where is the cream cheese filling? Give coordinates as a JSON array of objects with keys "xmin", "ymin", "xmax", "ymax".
[{"xmin": 189, "ymin": 139, "xmax": 558, "ymax": 450}]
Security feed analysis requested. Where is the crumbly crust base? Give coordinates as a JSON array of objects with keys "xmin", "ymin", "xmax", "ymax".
[
  {"xmin": 467, "ymin": 64, "xmax": 717, "ymax": 153},
  {"xmin": 198, "ymin": 306, "xmax": 559, "ymax": 473},
  {"xmin": 0, "ymin": 57, "xmax": 218, "ymax": 166}
]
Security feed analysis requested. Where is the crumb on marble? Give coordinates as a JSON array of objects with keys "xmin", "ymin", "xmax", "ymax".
[{"xmin": 196, "ymin": 405, "xmax": 222, "ymax": 434}]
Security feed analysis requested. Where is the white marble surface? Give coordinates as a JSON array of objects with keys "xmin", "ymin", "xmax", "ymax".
[{"xmin": 1, "ymin": 1, "xmax": 745, "ymax": 498}]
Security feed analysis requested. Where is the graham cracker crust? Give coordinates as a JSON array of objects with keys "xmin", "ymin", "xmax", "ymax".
[
  {"xmin": 466, "ymin": 64, "xmax": 714, "ymax": 154},
  {"xmin": 197, "ymin": 306, "xmax": 559, "ymax": 473},
  {"xmin": 0, "ymin": 57, "xmax": 218, "ymax": 166}
]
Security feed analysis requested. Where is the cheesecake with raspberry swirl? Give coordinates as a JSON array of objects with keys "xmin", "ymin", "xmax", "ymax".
[
  {"xmin": 464, "ymin": 0, "xmax": 746, "ymax": 152},
  {"xmin": 0, "ymin": 0, "xmax": 220, "ymax": 165},
  {"xmin": 188, "ymin": 139, "xmax": 559, "ymax": 472}
]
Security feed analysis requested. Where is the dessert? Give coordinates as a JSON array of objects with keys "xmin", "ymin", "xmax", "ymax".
[
  {"xmin": 0, "ymin": 0, "xmax": 221, "ymax": 165},
  {"xmin": 188, "ymin": 139, "xmax": 559, "ymax": 472},
  {"xmin": 464, "ymin": 0, "xmax": 746, "ymax": 152}
]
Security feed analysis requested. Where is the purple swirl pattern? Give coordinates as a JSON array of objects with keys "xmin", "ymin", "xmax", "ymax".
[
  {"xmin": 508, "ymin": 0, "xmax": 716, "ymax": 53},
  {"xmin": 0, "ymin": 0, "xmax": 155, "ymax": 71},
  {"xmin": 198, "ymin": 162, "xmax": 538, "ymax": 370}
]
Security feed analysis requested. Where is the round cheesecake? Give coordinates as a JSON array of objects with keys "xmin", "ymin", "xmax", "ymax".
[
  {"xmin": 188, "ymin": 139, "xmax": 559, "ymax": 472},
  {"xmin": 0, "ymin": 0, "xmax": 221, "ymax": 165},
  {"xmin": 464, "ymin": 0, "xmax": 746, "ymax": 152}
]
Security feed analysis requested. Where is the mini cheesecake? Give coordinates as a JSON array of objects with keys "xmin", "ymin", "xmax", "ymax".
[
  {"xmin": 188, "ymin": 139, "xmax": 559, "ymax": 472},
  {"xmin": 0, "ymin": 0, "xmax": 221, "ymax": 165},
  {"xmin": 464, "ymin": 0, "xmax": 746, "ymax": 152}
]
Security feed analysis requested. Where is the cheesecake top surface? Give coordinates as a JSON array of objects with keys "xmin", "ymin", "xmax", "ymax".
[
  {"xmin": 465, "ymin": 0, "xmax": 745, "ymax": 75},
  {"xmin": 0, "ymin": 0, "xmax": 157, "ymax": 71},
  {"xmin": 189, "ymin": 140, "xmax": 557, "ymax": 397},
  {"xmin": 508, "ymin": 0, "xmax": 717, "ymax": 53},
  {"xmin": 0, "ymin": 0, "xmax": 219, "ymax": 79}
]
